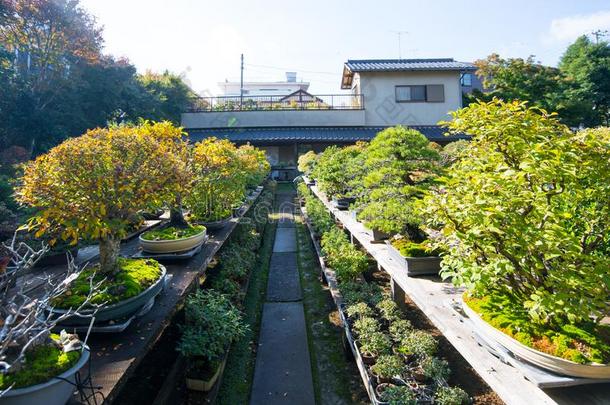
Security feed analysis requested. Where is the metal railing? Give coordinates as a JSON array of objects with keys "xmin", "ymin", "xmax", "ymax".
[{"xmin": 185, "ymin": 93, "xmax": 364, "ymax": 112}]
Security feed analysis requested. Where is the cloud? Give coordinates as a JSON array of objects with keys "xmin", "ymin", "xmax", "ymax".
[{"xmin": 549, "ymin": 10, "xmax": 610, "ymax": 42}]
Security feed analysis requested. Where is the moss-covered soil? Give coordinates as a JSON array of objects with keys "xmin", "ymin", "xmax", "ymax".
[
  {"xmin": 141, "ymin": 224, "xmax": 205, "ymax": 241},
  {"xmin": 52, "ymin": 258, "xmax": 162, "ymax": 308},
  {"xmin": 0, "ymin": 339, "xmax": 81, "ymax": 390},
  {"xmin": 465, "ymin": 294, "xmax": 610, "ymax": 364}
]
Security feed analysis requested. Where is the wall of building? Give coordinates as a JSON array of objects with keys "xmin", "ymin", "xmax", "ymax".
[
  {"xmin": 358, "ymin": 70, "xmax": 462, "ymax": 126},
  {"xmin": 182, "ymin": 109, "xmax": 366, "ymax": 128}
]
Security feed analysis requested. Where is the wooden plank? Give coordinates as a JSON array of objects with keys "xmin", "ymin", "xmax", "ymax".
[{"xmin": 308, "ymin": 186, "xmax": 610, "ymax": 405}]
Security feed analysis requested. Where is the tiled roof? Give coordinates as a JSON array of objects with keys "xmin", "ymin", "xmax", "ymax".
[
  {"xmin": 345, "ymin": 59, "xmax": 476, "ymax": 72},
  {"xmin": 186, "ymin": 126, "xmax": 467, "ymax": 144}
]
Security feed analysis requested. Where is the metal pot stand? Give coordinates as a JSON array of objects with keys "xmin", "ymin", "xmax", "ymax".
[{"xmin": 447, "ymin": 300, "xmax": 610, "ymax": 388}]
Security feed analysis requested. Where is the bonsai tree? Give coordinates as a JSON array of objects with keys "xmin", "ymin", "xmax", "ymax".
[
  {"xmin": 297, "ymin": 150, "xmax": 318, "ymax": 177},
  {"xmin": 140, "ymin": 121, "xmax": 192, "ymax": 228},
  {"xmin": 177, "ymin": 290, "xmax": 247, "ymax": 369},
  {"xmin": 426, "ymin": 100, "xmax": 610, "ymax": 363},
  {"xmin": 236, "ymin": 144, "xmax": 270, "ymax": 189},
  {"xmin": 357, "ymin": 126, "xmax": 440, "ymax": 240},
  {"xmin": 17, "ymin": 124, "xmax": 183, "ymax": 276},
  {"xmin": 311, "ymin": 142, "xmax": 366, "ymax": 199},
  {"xmin": 188, "ymin": 138, "xmax": 247, "ymax": 222}
]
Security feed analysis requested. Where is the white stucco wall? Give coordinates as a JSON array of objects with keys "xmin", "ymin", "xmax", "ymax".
[{"xmin": 358, "ymin": 71, "xmax": 462, "ymax": 126}]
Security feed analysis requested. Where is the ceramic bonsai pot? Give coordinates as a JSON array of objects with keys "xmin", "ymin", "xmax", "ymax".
[
  {"xmin": 0, "ymin": 347, "xmax": 90, "ymax": 405},
  {"xmin": 48, "ymin": 265, "xmax": 167, "ymax": 326},
  {"xmin": 198, "ymin": 217, "xmax": 232, "ymax": 232},
  {"xmin": 462, "ymin": 298, "xmax": 610, "ymax": 378},
  {"xmin": 385, "ymin": 241, "xmax": 441, "ymax": 276},
  {"xmin": 139, "ymin": 227, "xmax": 207, "ymax": 254},
  {"xmin": 331, "ymin": 197, "xmax": 355, "ymax": 211}
]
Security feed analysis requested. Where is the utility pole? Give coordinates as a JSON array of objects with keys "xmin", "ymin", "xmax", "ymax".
[
  {"xmin": 591, "ymin": 29, "xmax": 608, "ymax": 44},
  {"xmin": 391, "ymin": 31, "xmax": 409, "ymax": 59},
  {"xmin": 240, "ymin": 53, "xmax": 244, "ymax": 108}
]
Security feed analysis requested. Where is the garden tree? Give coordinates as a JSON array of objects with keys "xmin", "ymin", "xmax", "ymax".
[
  {"xmin": 357, "ymin": 126, "xmax": 440, "ymax": 238},
  {"xmin": 297, "ymin": 150, "xmax": 318, "ymax": 176},
  {"xmin": 188, "ymin": 138, "xmax": 246, "ymax": 221},
  {"xmin": 559, "ymin": 35, "xmax": 610, "ymax": 126},
  {"xmin": 426, "ymin": 99, "xmax": 610, "ymax": 325},
  {"xmin": 17, "ymin": 124, "xmax": 184, "ymax": 275},
  {"xmin": 135, "ymin": 71, "xmax": 196, "ymax": 124},
  {"xmin": 311, "ymin": 142, "xmax": 366, "ymax": 198},
  {"xmin": 470, "ymin": 54, "xmax": 564, "ymax": 115},
  {"xmin": 236, "ymin": 143, "xmax": 270, "ymax": 188}
]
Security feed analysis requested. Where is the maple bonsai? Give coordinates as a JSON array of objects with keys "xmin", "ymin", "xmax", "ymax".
[{"xmin": 17, "ymin": 124, "xmax": 183, "ymax": 276}]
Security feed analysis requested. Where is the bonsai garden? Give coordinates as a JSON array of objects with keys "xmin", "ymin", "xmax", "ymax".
[{"xmin": 2, "ymin": 1, "xmax": 610, "ymax": 405}]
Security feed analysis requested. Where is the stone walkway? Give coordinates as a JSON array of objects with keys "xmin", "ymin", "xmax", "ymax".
[{"xmin": 250, "ymin": 191, "xmax": 315, "ymax": 405}]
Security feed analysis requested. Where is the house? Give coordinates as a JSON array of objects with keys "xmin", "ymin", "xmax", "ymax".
[{"xmin": 182, "ymin": 58, "xmax": 475, "ymax": 177}]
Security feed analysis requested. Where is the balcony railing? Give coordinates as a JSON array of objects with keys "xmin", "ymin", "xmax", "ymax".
[{"xmin": 185, "ymin": 93, "xmax": 364, "ymax": 113}]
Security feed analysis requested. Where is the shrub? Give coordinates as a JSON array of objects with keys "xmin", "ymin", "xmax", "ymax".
[
  {"xmin": 380, "ymin": 385, "xmax": 416, "ymax": 405},
  {"xmin": 427, "ymin": 99, "xmax": 610, "ymax": 326},
  {"xmin": 399, "ymin": 330, "xmax": 437, "ymax": 357},
  {"xmin": 177, "ymin": 290, "xmax": 248, "ymax": 361},
  {"xmin": 420, "ymin": 356, "xmax": 450, "ymax": 381},
  {"xmin": 389, "ymin": 319, "xmax": 413, "ymax": 343},
  {"xmin": 435, "ymin": 386, "xmax": 471, "ymax": 405},
  {"xmin": 359, "ymin": 332, "xmax": 392, "ymax": 356},
  {"xmin": 370, "ymin": 354, "xmax": 405, "ymax": 379}
]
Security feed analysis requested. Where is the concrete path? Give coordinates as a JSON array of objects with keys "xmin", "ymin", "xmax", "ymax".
[{"xmin": 250, "ymin": 190, "xmax": 315, "ymax": 405}]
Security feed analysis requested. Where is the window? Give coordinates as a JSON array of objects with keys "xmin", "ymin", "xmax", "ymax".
[
  {"xmin": 395, "ymin": 85, "xmax": 426, "ymax": 102},
  {"xmin": 395, "ymin": 85, "xmax": 444, "ymax": 102},
  {"xmin": 461, "ymin": 73, "xmax": 472, "ymax": 87}
]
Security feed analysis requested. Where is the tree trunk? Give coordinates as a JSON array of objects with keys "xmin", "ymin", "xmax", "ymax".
[
  {"xmin": 99, "ymin": 237, "xmax": 121, "ymax": 276},
  {"xmin": 170, "ymin": 193, "xmax": 189, "ymax": 228}
]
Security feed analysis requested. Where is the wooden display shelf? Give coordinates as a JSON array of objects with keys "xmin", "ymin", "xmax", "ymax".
[{"xmin": 308, "ymin": 185, "xmax": 610, "ymax": 405}]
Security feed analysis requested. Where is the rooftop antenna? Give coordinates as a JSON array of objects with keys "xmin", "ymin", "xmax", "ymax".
[
  {"xmin": 391, "ymin": 30, "xmax": 409, "ymax": 59},
  {"xmin": 591, "ymin": 29, "xmax": 608, "ymax": 44}
]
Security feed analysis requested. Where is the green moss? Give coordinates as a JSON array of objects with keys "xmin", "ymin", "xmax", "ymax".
[
  {"xmin": 52, "ymin": 258, "xmax": 162, "ymax": 309},
  {"xmin": 0, "ymin": 344, "xmax": 81, "ymax": 390},
  {"xmin": 141, "ymin": 224, "xmax": 205, "ymax": 241},
  {"xmin": 391, "ymin": 238, "xmax": 438, "ymax": 258},
  {"xmin": 465, "ymin": 294, "xmax": 610, "ymax": 364}
]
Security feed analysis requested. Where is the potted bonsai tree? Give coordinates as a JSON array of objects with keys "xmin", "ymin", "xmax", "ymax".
[
  {"xmin": 426, "ymin": 100, "xmax": 610, "ymax": 378},
  {"xmin": 187, "ymin": 138, "xmax": 247, "ymax": 230},
  {"xmin": 311, "ymin": 143, "xmax": 366, "ymax": 210},
  {"xmin": 17, "ymin": 123, "xmax": 183, "ymax": 325},
  {"xmin": 178, "ymin": 290, "xmax": 247, "ymax": 391},
  {"xmin": 0, "ymin": 234, "xmax": 101, "ymax": 405},
  {"xmin": 356, "ymin": 126, "xmax": 442, "ymax": 267},
  {"xmin": 138, "ymin": 121, "xmax": 208, "ymax": 254}
]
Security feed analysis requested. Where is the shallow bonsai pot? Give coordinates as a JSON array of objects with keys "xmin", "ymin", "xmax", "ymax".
[
  {"xmin": 462, "ymin": 297, "xmax": 610, "ymax": 378},
  {"xmin": 370, "ymin": 229, "xmax": 390, "ymax": 243},
  {"xmin": 139, "ymin": 227, "xmax": 207, "ymax": 254},
  {"xmin": 34, "ymin": 247, "xmax": 79, "ymax": 268},
  {"xmin": 0, "ymin": 347, "xmax": 90, "ymax": 405},
  {"xmin": 332, "ymin": 197, "xmax": 355, "ymax": 211},
  {"xmin": 198, "ymin": 217, "xmax": 232, "ymax": 231},
  {"xmin": 185, "ymin": 355, "xmax": 228, "ymax": 392},
  {"xmin": 384, "ymin": 241, "xmax": 441, "ymax": 276},
  {"xmin": 49, "ymin": 265, "xmax": 167, "ymax": 326}
]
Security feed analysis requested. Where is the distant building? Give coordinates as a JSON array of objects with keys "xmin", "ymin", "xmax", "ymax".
[
  {"xmin": 183, "ymin": 58, "xmax": 476, "ymax": 179},
  {"xmin": 217, "ymin": 72, "xmax": 309, "ymax": 98}
]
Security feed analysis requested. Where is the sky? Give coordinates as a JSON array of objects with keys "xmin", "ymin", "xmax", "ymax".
[{"xmin": 80, "ymin": 0, "xmax": 610, "ymax": 96}]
